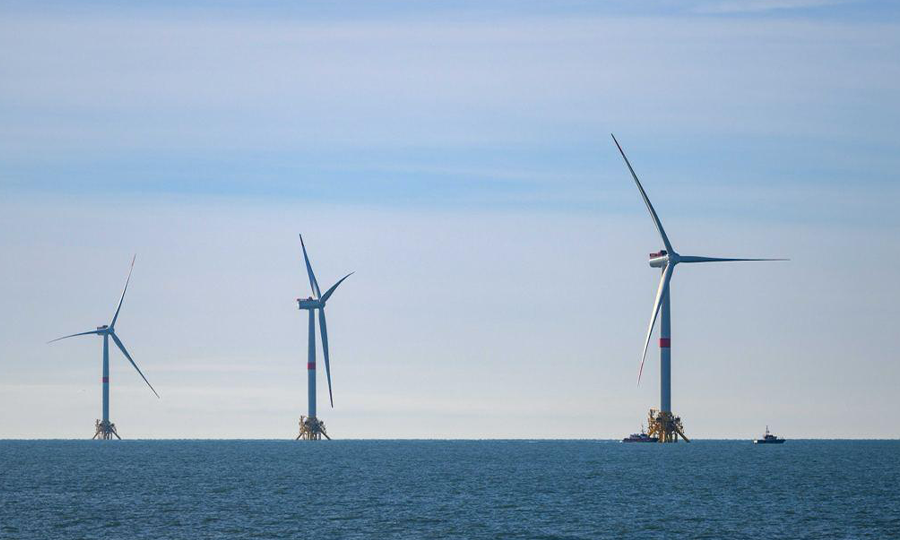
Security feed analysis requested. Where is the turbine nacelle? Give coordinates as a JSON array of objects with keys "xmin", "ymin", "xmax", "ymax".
[
  {"xmin": 297, "ymin": 297, "xmax": 322, "ymax": 310},
  {"xmin": 96, "ymin": 325, "xmax": 110, "ymax": 332},
  {"xmin": 649, "ymin": 250, "xmax": 673, "ymax": 268}
]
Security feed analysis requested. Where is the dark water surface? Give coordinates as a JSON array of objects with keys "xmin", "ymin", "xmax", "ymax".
[{"xmin": 1, "ymin": 440, "xmax": 898, "ymax": 539}]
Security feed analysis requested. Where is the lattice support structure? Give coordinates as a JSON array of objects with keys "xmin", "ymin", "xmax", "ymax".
[
  {"xmin": 93, "ymin": 419, "xmax": 121, "ymax": 440},
  {"xmin": 647, "ymin": 408, "xmax": 689, "ymax": 443},
  {"xmin": 296, "ymin": 415, "xmax": 330, "ymax": 440}
]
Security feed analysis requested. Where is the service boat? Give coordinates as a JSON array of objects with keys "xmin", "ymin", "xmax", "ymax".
[
  {"xmin": 753, "ymin": 426, "xmax": 785, "ymax": 444},
  {"xmin": 623, "ymin": 426, "xmax": 658, "ymax": 443}
]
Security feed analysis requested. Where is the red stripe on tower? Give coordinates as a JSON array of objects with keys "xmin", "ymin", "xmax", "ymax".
[
  {"xmin": 659, "ymin": 338, "xmax": 671, "ymax": 348},
  {"xmin": 102, "ymin": 377, "xmax": 109, "ymax": 383},
  {"xmin": 307, "ymin": 363, "xmax": 316, "ymax": 370}
]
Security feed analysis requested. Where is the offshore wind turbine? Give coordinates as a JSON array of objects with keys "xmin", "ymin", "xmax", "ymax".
[
  {"xmin": 295, "ymin": 235, "xmax": 352, "ymax": 440},
  {"xmin": 49, "ymin": 255, "xmax": 159, "ymax": 440},
  {"xmin": 612, "ymin": 134, "xmax": 786, "ymax": 442}
]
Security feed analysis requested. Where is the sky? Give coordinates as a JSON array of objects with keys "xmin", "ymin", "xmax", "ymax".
[{"xmin": 1, "ymin": 0, "xmax": 898, "ymax": 439}]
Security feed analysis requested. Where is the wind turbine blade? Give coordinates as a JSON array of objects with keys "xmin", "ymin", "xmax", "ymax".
[
  {"xmin": 611, "ymin": 134, "xmax": 673, "ymax": 252},
  {"xmin": 110, "ymin": 332, "xmax": 160, "ymax": 398},
  {"xmin": 299, "ymin": 235, "xmax": 322, "ymax": 299},
  {"xmin": 110, "ymin": 254, "xmax": 137, "ymax": 328},
  {"xmin": 679, "ymin": 256, "xmax": 789, "ymax": 263},
  {"xmin": 47, "ymin": 330, "xmax": 101, "ymax": 344},
  {"xmin": 319, "ymin": 309, "xmax": 334, "ymax": 408},
  {"xmin": 320, "ymin": 272, "xmax": 354, "ymax": 303},
  {"xmin": 638, "ymin": 263, "xmax": 674, "ymax": 385}
]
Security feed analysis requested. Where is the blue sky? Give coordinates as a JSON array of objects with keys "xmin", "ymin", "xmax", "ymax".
[{"xmin": 1, "ymin": 0, "xmax": 898, "ymax": 438}]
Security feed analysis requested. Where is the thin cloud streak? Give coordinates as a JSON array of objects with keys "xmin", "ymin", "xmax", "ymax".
[
  {"xmin": 1, "ymin": 13, "xmax": 898, "ymax": 158},
  {"xmin": 695, "ymin": 0, "xmax": 853, "ymax": 14}
]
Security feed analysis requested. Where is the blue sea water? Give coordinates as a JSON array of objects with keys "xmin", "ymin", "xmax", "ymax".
[{"xmin": 1, "ymin": 440, "xmax": 898, "ymax": 539}]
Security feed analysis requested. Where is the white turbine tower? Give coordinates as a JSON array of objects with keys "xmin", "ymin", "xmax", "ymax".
[
  {"xmin": 49, "ymin": 255, "xmax": 159, "ymax": 440},
  {"xmin": 612, "ymin": 134, "xmax": 786, "ymax": 442},
  {"xmin": 296, "ymin": 235, "xmax": 352, "ymax": 440}
]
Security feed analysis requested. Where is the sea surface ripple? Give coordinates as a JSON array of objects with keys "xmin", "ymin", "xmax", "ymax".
[{"xmin": 1, "ymin": 440, "xmax": 898, "ymax": 539}]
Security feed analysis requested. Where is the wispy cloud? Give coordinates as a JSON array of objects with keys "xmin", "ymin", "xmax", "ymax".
[
  {"xmin": 695, "ymin": 0, "xmax": 852, "ymax": 14},
  {"xmin": 1, "ymin": 11, "xmax": 897, "ymax": 159}
]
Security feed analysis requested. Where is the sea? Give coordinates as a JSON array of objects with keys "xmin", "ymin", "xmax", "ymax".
[{"xmin": 1, "ymin": 440, "xmax": 897, "ymax": 539}]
